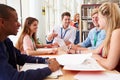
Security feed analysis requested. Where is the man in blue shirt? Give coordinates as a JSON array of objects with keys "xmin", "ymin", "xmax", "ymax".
[
  {"xmin": 68, "ymin": 8, "xmax": 106, "ymax": 53},
  {"xmin": 0, "ymin": 4, "xmax": 59, "ymax": 80}
]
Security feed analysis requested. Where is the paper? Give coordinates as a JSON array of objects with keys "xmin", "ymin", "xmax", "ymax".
[
  {"xmin": 53, "ymin": 37, "xmax": 68, "ymax": 51},
  {"xmin": 74, "ymin": 71, "xmax": 120, "ymax": 80},
  {"xmin": 56, "ymin": 53, "xmax": 92, "ymax": 66},
  {"xmin": 21, "ymin": 63, "xmax": 63, "ymax": 79},
  {"xmin": 63, "ymin": 57, "xmax": 105, "ymax": 71}
]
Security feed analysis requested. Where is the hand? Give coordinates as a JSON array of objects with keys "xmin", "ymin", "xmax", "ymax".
[
  {"xmin": 48, "ymin": 58, "xmax": 60, "ymax": 72},
  {"xmin": 52, "ymin": 30, "xmax": 58, "ymax": 38},
  {"xmin": 67, "ymin": 49, "xmax": 76, "ymax": 54},
  {"xmin": 68, "ymin": 44, "xmax": 77, "ymax": 50}
]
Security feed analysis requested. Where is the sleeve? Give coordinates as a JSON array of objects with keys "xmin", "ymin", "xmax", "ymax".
[
  {"xmin": 0, "ymin": 39, "xmax": 52, "ymax": 80},
  {"xmin": 0, "ymin": 59, "xmax": 51, "ymax": 80},
  {"xmin": 68, "ymin": 28, "xmax": 76, "ymax": 43},
  {"xmin": 79, "ymin": 31, "xmax": 91, "ymax": 47},
  {"xmin": 15, "ymin": 47, "xmax": 48, "ymax": 65},
  {"xmin": 23, "ymin": 35, "xmax": 34, "ymax": 51}
]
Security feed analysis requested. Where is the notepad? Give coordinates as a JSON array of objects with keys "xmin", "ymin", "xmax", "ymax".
[{"xmin": 21, "ymin": 63, "xmax": 63, "ymax": 79}]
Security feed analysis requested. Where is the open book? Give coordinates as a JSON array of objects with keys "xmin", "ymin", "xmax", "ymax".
[{"xmin": 21, "ymin": 63, "xmax": 63, "ymax": 79}]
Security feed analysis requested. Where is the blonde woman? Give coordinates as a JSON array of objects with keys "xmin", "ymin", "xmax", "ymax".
[
  {"xmin": 15, "ymin": 17, "xmax": 57, "ymax": 56},
  {"xmin": 89, "ymin": 2, "xmax": 120, "ymax": 71}
]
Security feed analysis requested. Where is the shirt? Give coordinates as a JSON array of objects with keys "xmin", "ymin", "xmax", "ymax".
[
  {"xmin": 0, "ymin": 38, "xmax": 52, "ymax": 80},
  {"xmin": 47, "ymin": 24, "xmax": 76, "ymax": 44},
  {"xmin": 78, "ymin": 27, "xmax": 106, "ymax": 49},
  {"xmin": 23, "ymin": 35, "xmax": 36, "ymax": 53}
]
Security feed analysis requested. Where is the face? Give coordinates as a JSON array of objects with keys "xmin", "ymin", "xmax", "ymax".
[
  {"xmin": 29, "ymin": 21, "xmax": 38, "ymax": 34},
  {"xmin": 98, "ymin": 13, "xmax": 107, "ymax": 29},
  {"xmin": 75, "ymin": 14, "xmax": 79, "ymax": 21},
  {"xmin": 62, "ymin": 16, "xmax": 70, "ymax": 29},
  {"xmin": 92, "ymin": 13, "xmax": 99, "ymax": 27},
  {"xmin": 4, "ymin": 11, "xmax": 20, "ymax": 35}
]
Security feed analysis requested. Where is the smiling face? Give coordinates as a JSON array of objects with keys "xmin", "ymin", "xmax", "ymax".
[
  {"xmin": 62, "ymin": 16, "xmax": 71, "ymax": 29},
  {"xmin": 3, "ymin": 11, "xmax": 20, "ymax": 36},
  {"xmin": 29, "ymin": 21, "xmax": 38, "ymax": 34},
  {"xmin": 92, "ymin": 13, "xmax": 99, "ymax": 27}
]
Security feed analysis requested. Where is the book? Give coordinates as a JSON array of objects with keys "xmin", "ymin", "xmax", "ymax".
[{"xmin": 21, "ymin": 63, "xmax": 63, "ymax": 79}]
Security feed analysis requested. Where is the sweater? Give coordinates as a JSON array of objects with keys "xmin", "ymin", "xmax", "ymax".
[{"xmin": 0, "ymin": 38, "xmax": 52, "ymax": 80}]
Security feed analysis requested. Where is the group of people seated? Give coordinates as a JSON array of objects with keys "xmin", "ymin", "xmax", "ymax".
[{"xmin": 0, "ymin": 2, "xmax": 120, "ymax": 80}]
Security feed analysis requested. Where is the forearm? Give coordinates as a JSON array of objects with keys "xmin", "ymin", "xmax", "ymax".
[{"xmin": 93, "ymin": 54, "xmax": 115, "ymax": 70}]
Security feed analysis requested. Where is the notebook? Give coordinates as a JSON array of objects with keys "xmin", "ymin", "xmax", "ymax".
[{"xmin": 21, "ymin": 63, "xmax": 63, "ymax": 79}]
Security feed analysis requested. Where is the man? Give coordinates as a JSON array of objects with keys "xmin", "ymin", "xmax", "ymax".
[
  {"xmin": 68, "ymin": 8, "xmax": 106, "ymax": 53},
  {"xmin": 0, "ymin": 4, "xmax": 59, "ymax": 80},
  {"xmin": 46, "ymin": 12, "xmax": 76, "ymax": 46}
]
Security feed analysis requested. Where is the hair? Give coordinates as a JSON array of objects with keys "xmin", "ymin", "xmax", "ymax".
[
  {"xmin": 0, "ymin": 4, "xmax": 15, "ymax": 19},
  {"xmin": 99, "ymin": 2, "xmax": 120, "ymax": 57},
  {"xmin": 61, "ymin": 12, "xmax": 71, "ymax": 20},
  {"xmin": 73, "ymin": 13, "xmax": 79, "ymax": 23},
  {"xmin": 91, "ymin": 8, "xmax": 98, "ymax": 17},
  {"xmin": 15, "ymin": 17, "xmax": 38, "ymax": 51}
]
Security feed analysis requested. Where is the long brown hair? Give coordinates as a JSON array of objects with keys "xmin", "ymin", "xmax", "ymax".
[
  {"xmin": 15, "ymin": 17, "xmax": 38, "ymax": 52},
  {"xmin": 99, "ymin": 2, "xmax": 120, "ymax": 57}
]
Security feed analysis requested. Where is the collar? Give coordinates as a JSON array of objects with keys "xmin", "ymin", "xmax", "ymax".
[{"xmin": 60, "ymin": 24, "xmax": 71, "ymax": 30}]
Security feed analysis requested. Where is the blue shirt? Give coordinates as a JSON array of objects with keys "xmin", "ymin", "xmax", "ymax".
[
  {"xmin": 0, "ymin": 38, "xmax": 52, "ymax": 80},
  {"xmin": 79, "ymin": 27, "xmax": 106, "ymax": 49}
]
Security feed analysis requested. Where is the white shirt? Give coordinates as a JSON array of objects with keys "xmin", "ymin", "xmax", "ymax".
[{"xmin": 47, "ymin": 24, "xmax": 76, "ymax": 44}]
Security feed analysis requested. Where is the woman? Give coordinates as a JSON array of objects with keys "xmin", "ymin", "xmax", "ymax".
[
  {"xmin": 15, "ymin": 17, "xmax": 57, "ymax": 56},
  {"xmin": 69, "ymin": 2, "xmax": 120, "ymax": 72},
  {"xmin": 90, "ymin": 2, "xmax": 120, "ymax": 72},
  {"xmin": 70, "ymin": 13, "xmax": 80, "ymax": 44}
]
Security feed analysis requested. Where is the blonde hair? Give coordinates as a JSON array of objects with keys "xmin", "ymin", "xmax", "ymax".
[
  {"xmin": 15, "ymin": 17, "xmax": 38, "ymax": 52},
  {"xmin": 91, "ymin": 8, "xmax": 98, "ymax": 17},
  {"xmin": 99, "ymin": 2, "xmax": 120, "ymax": 57}
]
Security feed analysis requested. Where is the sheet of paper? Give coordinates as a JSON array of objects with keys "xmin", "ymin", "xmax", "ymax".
[
  {"xmin": 53, "ymin": 37, "xmax": 68, "ymax": 51},
  {"xmin": 74, "ymin": 71, "xmax": 120, "ymax": 80},
  {"xmin": 63, "ymin": 57, "xmax": 105, "ymax": 71},
  {"xmin": 56, "ymin": 53, "xmax": 92, "ymax": 66},
  {"xmin": 21, "ymin": 63, "xmax": 63, "ymax": 79}
]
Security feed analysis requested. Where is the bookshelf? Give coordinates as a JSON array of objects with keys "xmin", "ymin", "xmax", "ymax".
[{"xmin": 80, "ymin": 4, "xmax": 101, "ymax": 42}]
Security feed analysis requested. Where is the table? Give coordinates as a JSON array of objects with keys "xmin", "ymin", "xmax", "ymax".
[{"xmin": 40, "ymin": 48, "xmax": 119, "ymax": 80}]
